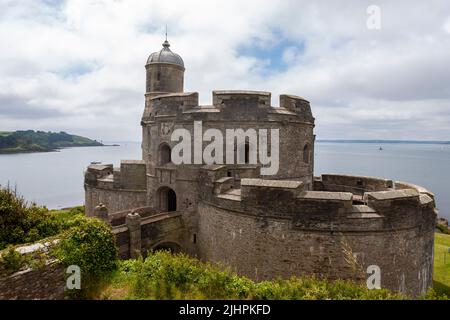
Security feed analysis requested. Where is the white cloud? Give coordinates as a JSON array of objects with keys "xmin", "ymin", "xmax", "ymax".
[
  {"xmin": 444, "ymin": 16, "xmax": 450, "ymax": 33},
  {"xmin": 0, "ymin": 0, "xmax": 449, "ymax": 140}
]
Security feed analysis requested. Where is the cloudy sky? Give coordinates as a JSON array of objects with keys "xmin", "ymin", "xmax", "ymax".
[{"xmin": 1, "ymin": 0, "xmax": 449, "ymax": 141}]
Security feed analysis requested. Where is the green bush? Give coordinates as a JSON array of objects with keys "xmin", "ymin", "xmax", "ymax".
[
  {"xmin": 0, "ymin": 245, "xmax": 50, "ymax": 277},
  {"xmin": 49, "ymin": 206, "xmax": 85, "ymax": 230},
  {"xmin": 0, "ymin": 187, "xmax": 61, "ymax": 249},
  {"xmin": 55, "ymin": 216, "xmax": 118, "ymax": 277},
  {"xmin": 0, "ymin": 246, "xmax": 27, "ymax": 275},
  {"xmin": 437, "ymin": 224, "xmax": 450, "ymax": 235},
  {"xmin": 0, "ymin": 186, "xmax": 86, "ymax": 250}
]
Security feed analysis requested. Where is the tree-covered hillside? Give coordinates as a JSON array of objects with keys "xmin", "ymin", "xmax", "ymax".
[{"xmin": 0, "ymin": 130, "xmax": 103, "ymax": 154}]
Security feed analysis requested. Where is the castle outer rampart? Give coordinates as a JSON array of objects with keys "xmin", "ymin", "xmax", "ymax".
[
  {"xmin": 196, "ymin": 172, "xmax": 435, "ymax": 296},
  {"xmin": 84, "ymin": 40, "xmax": 436, "ymax": 297}
]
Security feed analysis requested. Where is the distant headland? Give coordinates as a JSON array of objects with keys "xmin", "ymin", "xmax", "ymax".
[{"xmin": 0, "ymin": 130, "xmax": 111, "ymax": 154}]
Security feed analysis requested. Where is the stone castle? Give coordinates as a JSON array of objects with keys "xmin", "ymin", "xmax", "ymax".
[{"xmin": 84, "ymin": 39, "xmax": 436, "ymax": 297}]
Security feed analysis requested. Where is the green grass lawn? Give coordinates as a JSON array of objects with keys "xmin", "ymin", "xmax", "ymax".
[{"xmin": 434, "ymin": 233, "xmax": 450, "ymax": 296}]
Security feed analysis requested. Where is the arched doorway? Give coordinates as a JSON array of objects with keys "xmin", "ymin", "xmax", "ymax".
[
  {"xmin": 157, "ymin": 187, "xmax": 177, "ymax": 212},
  {"xmin": 152, "ymin": 242, "xmax": 181, "ymax": 253}
]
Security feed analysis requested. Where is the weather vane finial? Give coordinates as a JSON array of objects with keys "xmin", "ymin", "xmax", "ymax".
[{"xmin": 162, "ymin": 24, "xmax": 170, "ymax": 48}]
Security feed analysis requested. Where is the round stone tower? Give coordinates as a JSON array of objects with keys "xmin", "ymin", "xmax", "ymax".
[
  {"xmin": 142, "ymin": 39, "xmax": 185, "ymax": 174},
  {"xmin": 145, "ymin": 39, "xmax": 185, "ymax": 96}
]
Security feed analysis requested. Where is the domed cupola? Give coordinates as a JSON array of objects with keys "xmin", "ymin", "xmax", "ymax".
[
  {"xmin": 147, "ymin": 40, "xmax": 184, "ymax": 69},
  {"xmin": 145, "ymin": 39, "xmax": 185, "ymax": 94}
]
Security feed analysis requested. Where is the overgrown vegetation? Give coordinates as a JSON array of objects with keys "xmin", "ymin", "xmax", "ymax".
[
  {"xmin": 0, "ymin": 189, "xmax": 89, "ymax": 276},
  {"xmin": 0, "ymin": 130, "xmax": 103, "ymax": 154},
  {"xmin": 0, "ymin": 186, "xmax": 84, "ymax": 250},
  {"xmin": 0, "ymin": 246, "xmax": 27, "ymax": 274},
  {"xmin": 51, "ymin": 215, "xmax": 118, "ymax": 298},
  {"xmin": 0, "ymin": 190, "xmax": 117, "ymax": 297},
  {"xmin": 98, "ymin": 251, "xmax": 413, "ymax": 300},
  {"xmin": 0, "ymin": 187, "xmax": 58, "ymax": 249},
  {"xmin": 437, "ymin": 223, "xmax": 450, "ymax": 235},
  {"xmin": 54, "ymin": 216, "xmax": 118, "ymax": 276},
  {"xmin": 0, "ymin": 245, "xmax": 49, "ymax": 276}
]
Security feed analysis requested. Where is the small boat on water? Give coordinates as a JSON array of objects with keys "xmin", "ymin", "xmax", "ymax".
[{"xmin": 379, "ymin": 146, "xmax": 383, "ymax": 151}]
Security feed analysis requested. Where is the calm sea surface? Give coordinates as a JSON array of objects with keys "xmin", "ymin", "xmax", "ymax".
[{"xmin": 0, "ymin": 141, "xmax": 449, "ymax": 219}]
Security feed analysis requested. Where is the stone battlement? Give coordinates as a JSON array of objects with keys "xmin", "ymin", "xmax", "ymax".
[
  {"xmin": 142, "ymin": 90, "xmax": 314, "ymax": 123},
  {"xmin": 315, "ymin": 174, "xmax": 394, "ymax": 194},
  {"xmin": 85, "ymin": 160, "xmax": 146, "ymax": 191},
  {"xmin": 212, "ymin": 90, "xmax": 272, "ymax": 108},
  {"xmin": 84, "ymin": 161, "xmax": 147, "ymax": 217},
  {"xmin": 199, "ymin": 170, "xmax": 435, "ymax": 234}
]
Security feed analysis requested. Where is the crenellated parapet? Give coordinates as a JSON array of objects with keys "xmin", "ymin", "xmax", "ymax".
[
  {"xmin": 84, "ymin": 163, "xmax": 114, "ymax": 187},
  {"xmin": 199, "ymin": 168, "xmax": 436, "ymax": 234},
  {"xmin": 279, "ymin": 94, "xmax": 314, "ymax": 122},
  {"xmin": 314, "ymin": 174, "xmax": 394, "ymax": 195},
  {"xmin": 141, "ymin": 90, "xmax": 315, "ymax": 124},
  {"xmin": 144, "ymin": 92, "xmax": 199, "ymax": 120},
  {"xmin": 84, "ymin": 161, "xmax": 148, "ymax": 217},
  {"xmin": 212, "ymin": 90, "xmax": 271, "ymax": 108},
  {"xmin": 85, "ymin": 161, "xmax": 146, "ymax": 191}
]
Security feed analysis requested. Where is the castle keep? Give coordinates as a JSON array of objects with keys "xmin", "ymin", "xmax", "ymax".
[{"xmin": 84, "ymin": 40, "xmax": 436, "ymax": 297}]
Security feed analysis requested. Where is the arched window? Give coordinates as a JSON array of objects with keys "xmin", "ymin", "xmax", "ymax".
[
  {"xmin": 159, "ymin": 144, "xmax": 171, "ymax": 165},
  {"xmin": 303, "ymin": 144, "xmax": 310, "ymax": 164}
]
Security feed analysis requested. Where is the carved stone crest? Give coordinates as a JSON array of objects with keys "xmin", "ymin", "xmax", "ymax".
[{"xmin": 160, "ymin": 122, "xmax": 174, "ymax": 136}]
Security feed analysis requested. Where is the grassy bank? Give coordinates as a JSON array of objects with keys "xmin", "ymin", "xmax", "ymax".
[
  {"xmin": 93, "ymin": 233, "xmax": 450, "ymax": 300},
  {"xmin": 95, "ymin": 251, "xmax": 407, "ymax": 300},
  {"xmin": 434, "ymin": 233, "xmax": 450, "ymax": 296}
]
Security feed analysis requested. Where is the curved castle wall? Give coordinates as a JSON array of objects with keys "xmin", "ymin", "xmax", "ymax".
[{"xmin": 196, "ymin": 173, "xmax": 436, "ymax": 297}]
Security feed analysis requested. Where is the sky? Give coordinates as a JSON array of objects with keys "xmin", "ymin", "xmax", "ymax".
[{"xmin": 0, "ymin": 0, "xmax": 449, "ymax": 141}]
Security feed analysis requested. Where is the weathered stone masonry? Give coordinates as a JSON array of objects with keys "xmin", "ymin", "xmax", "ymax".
[
  {"xmin": 84, "ymin": 40, "xmax": 436, "ymax": 297},
  {"xmin": 0, "ymin": 261, "xmax": 66, "ymax": 300}
]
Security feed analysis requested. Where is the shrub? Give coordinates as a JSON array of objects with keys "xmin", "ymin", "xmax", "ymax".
[
  {"xmin": 55, "ymin": 216, "xmax": 118, "ymax": 277},
  {"xmin": 0, "ymin": 187, "xmax": 60, "ymax": 249},
  {"xmin": 49, "ymin": 206, "xmax": 85, "ymax": 230},
  {"xmin": 53, "ymin": 216, "xmax": 118, "ymax": 299},
  {"xmin": 437, "ymin": 224, "xmax": 450, "ymax": 235},
  {"xmin": 0, "ymin": 246, "xmax": 27, "ymax": 275}
]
